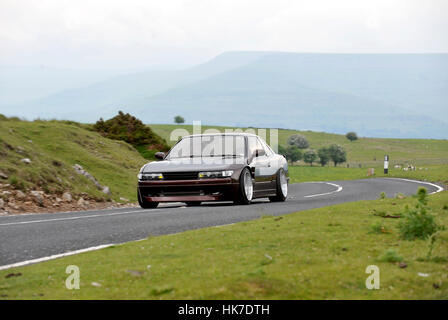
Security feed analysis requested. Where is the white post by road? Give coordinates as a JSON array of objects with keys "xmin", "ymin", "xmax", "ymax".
[{"xmin": 384, "ymin": 155, "xmax": 389, "ymax": 174}]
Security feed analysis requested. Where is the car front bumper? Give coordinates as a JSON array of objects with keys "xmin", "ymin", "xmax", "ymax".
[{"xmin": 138, "ymin": 178, "xmax": 239, "ymax": 202}]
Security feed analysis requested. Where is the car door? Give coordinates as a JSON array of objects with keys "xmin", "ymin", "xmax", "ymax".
[
  {"xmin": 248, "ymin": 136, "xmax": 275, "ymax": 193},
  {"xmin": 258, "ymin": 138, "xmax": 279, "ymax": 189}
]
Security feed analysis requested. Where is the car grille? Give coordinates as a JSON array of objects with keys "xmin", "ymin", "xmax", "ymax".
[{"xmin": 162, "ymin": 172, "xmax": 199, "ymax": 180}]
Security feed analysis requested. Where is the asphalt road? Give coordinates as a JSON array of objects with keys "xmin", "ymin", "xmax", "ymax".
[{"xmin": 0, "ymin": 178, "xmax": 442, "ymax": 269}]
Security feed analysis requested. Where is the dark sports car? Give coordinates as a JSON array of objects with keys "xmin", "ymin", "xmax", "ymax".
[{"xmin": 137, "ymin": 133, "xmax": 288, "ymax": 208}]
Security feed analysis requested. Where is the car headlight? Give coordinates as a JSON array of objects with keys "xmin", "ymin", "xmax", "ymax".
[
  {"xmin": 138, "ymin": 173, "xmax": 163, "ymax": 180},
  {"xmin": 198, "ymin": 170, "xmax": 233, "ymax": 179}
]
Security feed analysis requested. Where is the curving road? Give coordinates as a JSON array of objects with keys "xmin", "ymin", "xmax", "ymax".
[{"xmin": 0, "ymin": 178, "xmax": 442, "ymax": 269}]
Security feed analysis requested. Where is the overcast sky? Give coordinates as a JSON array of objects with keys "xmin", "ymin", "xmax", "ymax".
[{"xmin": 1, "ymin": 0, "xmax": 447, "ymax": 69}]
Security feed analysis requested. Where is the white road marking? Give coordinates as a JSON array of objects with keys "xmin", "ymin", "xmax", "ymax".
[
  {"xmin": 0, "ymin": 202, "xmax": 182, "ymax": 218},
  {"xmin": 0, "ymin": 244, "xmax": 114, "ymax": 271},
  {"xmin": 0, "ymin": 209, "xmax": 154, "ymax": 227},
  {"xmin": 303, "ymin": 182, "xmax": 343, "ymax": 198},
  {"xmin": 0, "ymin": 205, "xmax": 144, "ymax": 218},
  {"xmin": 384, "ymin": 178, "xmax": 444, "ymax": 195}
]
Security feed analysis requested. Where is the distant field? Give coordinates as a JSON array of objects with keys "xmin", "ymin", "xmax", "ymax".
[
  {"xmin": 149, "ymin": 124, "xmax": 448, "ymax": 167},
  {"xmin": 288, "ymin": 165, "xmax": 448, "ymax": 186}
]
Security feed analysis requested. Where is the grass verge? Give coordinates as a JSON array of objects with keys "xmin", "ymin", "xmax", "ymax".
[{"xmin": 1, "ymin": 191, "xmax": 447, "ymax": 299}]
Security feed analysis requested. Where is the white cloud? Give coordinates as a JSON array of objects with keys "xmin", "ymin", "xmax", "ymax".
[{"xmin": 0, "ymin": 0, "xmax": 447, "ymax": 68}]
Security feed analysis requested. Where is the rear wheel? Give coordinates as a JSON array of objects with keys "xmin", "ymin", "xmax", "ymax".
[
  {"xmin": 185, "ymin": 201, "xmax": 202, "ymax": 207},
  {"xmin": 234, "ymin": 167, "xmax": 253, "ymax": 205},
  {"xmin": 138, "ymin": 190, "xmax": 159, "ymax": 209},
  {"xmin": 269, "ymin": 169, "xmax": 288, "ymax": 202}
]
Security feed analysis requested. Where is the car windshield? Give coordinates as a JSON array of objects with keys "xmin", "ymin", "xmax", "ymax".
[{"xmin": 167, "ymin": 135, "xmax": 246, "ymax": 159}]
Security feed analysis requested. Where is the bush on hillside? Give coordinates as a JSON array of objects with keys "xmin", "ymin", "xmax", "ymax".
[
  {"xmin": 398, "ymin": 188, "xmax": 441, "ymax": 240},
  {"xmin": 287, "ymin": 134, "xmax": 309, "ymax": 149},
  {"xmin": 285, "ymin": 145, "xmax": 302, "ymax": 164},
  {"xmin": 328, "ymin": 144, "xmax": 347, "ymax": 167},
  {"xmin": 346, "ymin": 131, "xmax": 358, "ymax": 141},
  {"xmin": 303, "ymin": 149, "xmax": 318, "ymax": 166},
  {"xmin": 174, "ymin": 115, "xmax": 185, "ymax": 124},
  {"xmin": 317, "ymin": 147, "xmax": 330, "ymax": 166},
  {"xmin": 93, "ymin": 111, "xmax": 169, "ymax": 159}
]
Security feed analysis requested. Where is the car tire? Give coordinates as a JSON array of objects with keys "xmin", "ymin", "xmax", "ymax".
[
  {"xmin": 269, "ymin": 169, "xmax": 288, "ymax": 202},
  {"xmin": 138, "ymin": 190, "xmax": 159, "ymax": 209},
  {"xmin": 234, "ymin": 167, "xmax": 254, "ymax": 205},
  {"xmin": 185, "ymin": 201, "xmax": 202, "ymax": 206}
]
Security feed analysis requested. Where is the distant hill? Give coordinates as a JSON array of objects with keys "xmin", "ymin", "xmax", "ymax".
[
  {"xmin": 0, "ymin": 66, "xmax": 126, "ymax": 106},
  {"xmin": 1, "ymin": 52, "xmax": 269, "ymax": 122},
  {"xmin": 2, "ymin": 52, "xmax": 447, "ymax": 139}
]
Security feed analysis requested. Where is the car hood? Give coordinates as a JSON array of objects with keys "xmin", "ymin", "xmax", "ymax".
[{"xmin": 141, "ymin": 157, "xmax": 246, "ymax": 173}]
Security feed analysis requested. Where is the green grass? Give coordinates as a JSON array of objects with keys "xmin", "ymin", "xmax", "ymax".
[
  {"xmin": 1, "ymin": 191, "xmax": 447, "ymax": 300},
  {"xmin": 0, "ymin": 119, "xmax": 147, "ymax": 201},
  {"xmin": 149, "ymin": 124, "xmax": 448, "ymax": 167}
]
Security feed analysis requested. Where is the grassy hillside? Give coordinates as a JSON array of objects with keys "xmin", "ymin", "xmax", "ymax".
[
  {"xmin": 0, "ymin": 119, "xmax": 146, "ymax": 203},
  {"xmin": 149, "ymin": 124, "xmax": 448, "ymax": 167},
  {"xmin": 2, "ymin": 190, "xmax": 447, "ymax": 299}
]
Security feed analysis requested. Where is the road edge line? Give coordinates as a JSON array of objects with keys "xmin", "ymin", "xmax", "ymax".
[
  {"xmin": 384, "ymin": 177, "xmax": 444, "ymax": 195},
  {"xmin": 303, "ymin": 182, "xmax": 343, "ymax": 198},
  {"xmin": 0, "ymin": 244, "xmax": 114, "ymax": 271}
]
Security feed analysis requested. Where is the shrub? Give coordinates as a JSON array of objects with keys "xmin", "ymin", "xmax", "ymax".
[
  {"xmin": 398, "ymin": 188, "xmax": 440, "ymax": 240},
  {"xmin": 93, "ymin": 111, "xmax": 169, "ymax": 159},
  {"xmin": 379, "ymin": 192, "xmax": 386, "ymax": 199},
  {"xmin": 303, "ymin": 149, "xmax": 318, "ymax": 166},
  {"xmin": 378, "ymin": 249, "xmax": 403, "ymax": 263},
  {"xmin": 327, "ymin": 144, "xmax": 347, "ymax": 167},
  {"xmin": 174, "ymin": 115, "xmax": 185, "ymax": 124},
  {"xmin": 317, "ymin": 147, "xmax": 330, "ymax": 166},
  {"xmin": 287, "ymin": 134, "xmax": 309, "ymax": 149},
  {"xmin": 346, "ymin": 132, "xmax": 358, "ymax": 142},
  {"xmin": 284, "ymin": 146, "xmax": 302, "ymax": 164}
]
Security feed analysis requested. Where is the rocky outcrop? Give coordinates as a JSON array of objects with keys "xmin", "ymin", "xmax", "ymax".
[
  {"xmin": 73, "ymin": 164, "xmax": 111, "ymax": 195},
  {"xmin": 62, "ymin": 192, "xmax": 72, "ymax": 202},
  {"xmin": 30, "ymin": 190, "xmax": 44, "ymax": 207},
  {"xmin": 77, "ymin": 197, "xmax": 89, "ymax": 207},
  {"xmin": 15, "ymin": 190, "xmax": 26, "ymax": 200}
]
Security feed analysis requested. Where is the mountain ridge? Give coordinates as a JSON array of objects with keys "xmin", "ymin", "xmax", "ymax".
[{"xmin": 2, "ymin": 52, "xmax": 447, "ymax": 139}]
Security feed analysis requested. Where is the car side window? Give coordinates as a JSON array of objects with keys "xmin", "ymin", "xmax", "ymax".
[
  {"xmin": 247, "ymin": 136, "xmax": 258, "ymax": 157},
  {"xmin": 258, "ymin": 138, "xmax": 273, "ymax": 157}
]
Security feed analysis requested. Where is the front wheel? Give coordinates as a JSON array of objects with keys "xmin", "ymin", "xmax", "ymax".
[
  {"xmin": 138, "ymin": 190, "xmax": 159, "ymax": 209},
  {"xmin": 234, "ymin": 167, "xmax": 254, "ymax": 205},
  {"xmin": 269, "ymin": 169, "xmax": 288, "ymax": 202}
]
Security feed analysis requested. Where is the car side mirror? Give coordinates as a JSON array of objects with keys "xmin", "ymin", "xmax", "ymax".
[
  {"xmin": 155, "ymin": 152, "xmax": 165, "ymax": 160},
  {"xmin": 254, "ymin": 148, "xmax": 265, "ymax": 158}
]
